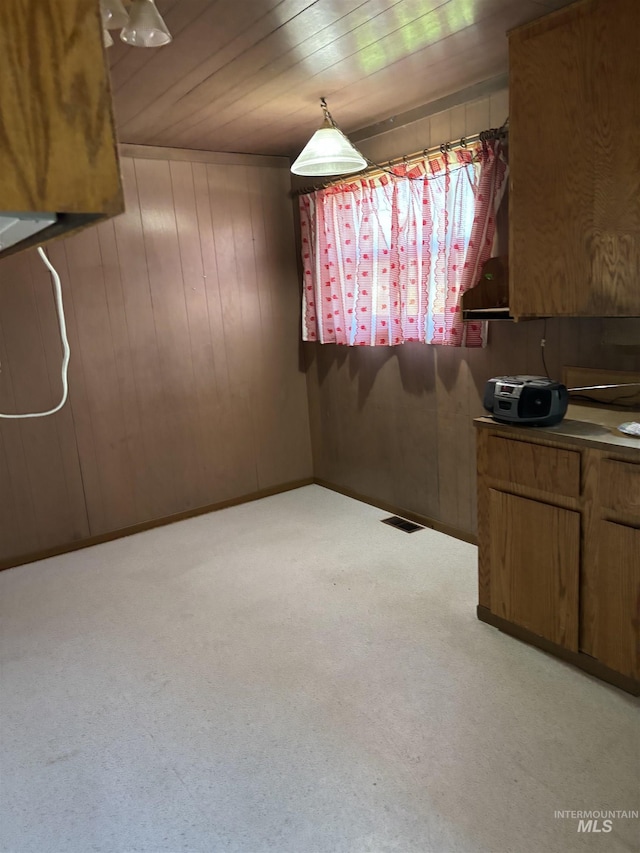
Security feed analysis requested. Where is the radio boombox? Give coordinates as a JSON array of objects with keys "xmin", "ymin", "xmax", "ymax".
[{"xmin": 483, "ymin": 376, "xmax": 569, "ymax": 427}]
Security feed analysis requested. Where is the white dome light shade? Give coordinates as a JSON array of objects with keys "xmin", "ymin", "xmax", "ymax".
[
  {"xmin": 100, "ymin": 0, "xmax": 129, "ymax": 30},
  {"xmin": 291, "ymin": 125, "xmax": 367, "ymax": 176},
  {"xmin": 120, "ymin": 0, "xmax": 172, "ymax": 47}
]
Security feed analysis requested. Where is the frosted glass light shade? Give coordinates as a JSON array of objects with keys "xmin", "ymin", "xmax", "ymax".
[
  {"xmin": 120, "ymin": 0, "xmax": 172, "ymax": 47},
  {"xmin": 291, "ymin": 126, "xmax": 367, "ymax": 176},
  {"xmin": 100, "ymin": 0, "xmax": 129, "ymax": 30},
  {"xmin": 103, "ymin": 28, "xmax": 114, "ymax": 48}
]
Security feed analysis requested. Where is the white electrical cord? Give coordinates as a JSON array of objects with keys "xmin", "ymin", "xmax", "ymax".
[{"xmin": 0, "ymin": 247, "xmax": 70, "ymax": 418}]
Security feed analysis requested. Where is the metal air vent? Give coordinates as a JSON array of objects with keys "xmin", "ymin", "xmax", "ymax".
[{"xmin": 381, "ymin": 516, "xmax": 424, "ymax": 533}]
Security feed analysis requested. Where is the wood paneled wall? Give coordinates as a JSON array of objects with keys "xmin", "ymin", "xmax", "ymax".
[
  {"xmin": 0, "ymin": 148, "xmax": 312, "ymax": 565},
  {"xmin": 302, "ymin": 90, "xmax": 640, "ymax": 538}
]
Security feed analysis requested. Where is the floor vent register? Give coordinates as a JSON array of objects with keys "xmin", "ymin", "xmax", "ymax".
[{"xmin": 381, "ymin": 516, "xmax": 424, "ymax": 534}]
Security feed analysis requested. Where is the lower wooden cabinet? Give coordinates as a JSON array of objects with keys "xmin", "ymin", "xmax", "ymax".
[
  {"xmin": 489, "ymin": 490, "xmax": 580, "ymax": 651},
  {"xmin": 476, "ymin": 419, "xmax": 640, "ymax": 695},
  {"xmin": 583, "ymin": 520, "xmax": 640, "ymax": 680}
]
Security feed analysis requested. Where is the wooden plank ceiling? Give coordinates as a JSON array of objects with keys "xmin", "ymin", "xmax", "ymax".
[{"xmin": 108, "ymin": 0, "xmax": 576, "ymax": 158}]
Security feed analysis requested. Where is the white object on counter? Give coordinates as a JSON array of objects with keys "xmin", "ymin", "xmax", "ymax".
[{"xmin": 618, "ymin": 422, "xmax": 640, "ymax": 437}]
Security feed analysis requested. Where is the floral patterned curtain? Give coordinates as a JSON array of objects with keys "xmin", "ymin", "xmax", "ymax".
[{"xmin": 299, "ymin": 140, "xmax": 508, "ymax": 347}]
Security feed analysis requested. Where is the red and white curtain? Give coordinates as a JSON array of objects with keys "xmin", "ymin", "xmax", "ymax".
[{"xmin": 299, "ymin": 141, "xmax": 508, "ymax": 347}]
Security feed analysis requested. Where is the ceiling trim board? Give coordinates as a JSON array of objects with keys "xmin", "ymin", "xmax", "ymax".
[
  {"xmin": 350, "ymin": 73, "xmax": 509, "ymax": 142},
  {"xmin": 119, "ymin": 144, "xmax": 290, "ymax": 168}
]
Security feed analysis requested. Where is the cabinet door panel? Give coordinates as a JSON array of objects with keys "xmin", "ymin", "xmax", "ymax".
[
  {"xmin": 0, "ymin": 0, "xmax": 122, "ymax": 215},
  {"xmin": 490, "ymin": 490, "xmax": 580, "ymax": 650},
  {"xmin": 600, "ymin": 459, "xmax": 640, "ymax": 517},
  {"xmin": 509, "ymin": 0, "xmax": 640, "ymax": 317},
  {"xmin": 582, "ymin": 520, "xmax": 640, "ymax": 679}
]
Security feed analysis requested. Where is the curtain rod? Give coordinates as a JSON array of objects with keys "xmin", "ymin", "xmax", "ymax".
[{"xmin": 293, "ymin": 121, "xmax": 509, "ymax": 197}]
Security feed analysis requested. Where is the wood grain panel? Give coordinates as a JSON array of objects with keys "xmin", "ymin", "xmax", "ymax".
[
  {"xmin": 108, "ymin": 0, "xmax": 577, "ymax": 156},
  {"xmin": 0, "ymin": 148, "xmax": 312, "ymax": 564},
  {"xmin": 45, "ymin": 238, "xmax": 108, "ymax": 534},
  {"xmin": 147, "ymin": 0, "xmax": 457, "ymax": 146},
  {"xmin": 0, "ymin": 262, "xmax": 40, "ymax": 554},
  {"xmin": 205, "ymin": 162, "xmax": 260, "ymax": 497},
  {"xmin": 191, "ymin": 163, "xmax": 230, "ymax": 400},
  {"xmin": 600, "ymin": 459, "xmax": 640, "ymax": 517},
  {"xmin": 476, "ymin": 427, "xmax": 491, "ymax": 608},
  {"xmin": 108, "ymin": 0, "xmax": 210, "ymax": 92},
  {"xmin": 26, "ymin": 250, "xmax": 90, "ymax": 538},
  {"xmin": 246, "ymin": 166, "xmax": 310, "ymax": 487},
  {"xmin": 0, "ymin": 252, "xmax": 89, "ymax": 555},
  {"xmin": 509, "ymin": 2, "xmax": 591, "ymax": 317},
  {"xmin": 509, "ymin": 0, "xmax": 640, "ymax": 318},
  {"xmin": 61, "ymin": 226, "xmax": 140, "ymax": 533},
  {"xmin": 583, "ymin": 520, "xmax": 640, "ymax": 679},
  {"xmin": 489, "ymin": 489, "xmax": 580, "ymax": 649},
  {"xmin": 437, "ymin": 412, "xmax": 473, "ymax": 534},
  {"xmin": 191, "ymin": 163, "xmax": 256, "ymax": 501},
  {"xmin": 135, "ymin": 157, "xmax": 209, "ymax": 514},
  {"xmin": 94, "ymin": 217, "xmax": 148, "ymax": 522},
  {"xmin": 218, "ymin": 28, "xmax": 512, "ymax": 156},
  {"xmin": 167, "ymin": 20, "xmax": 513, "ymax": 153},
  {"xmin": 0, "ymin": 431, "xmax": 24, "ymax": 557},
  {"xmin": 115, "ymin": 0, "xmax": 329, "ymax": 135},
  {"xmin": 578, "ymin": 445, "xmax": 600, "ymax": 655},
  {"xmin": 486, "ymin": 434, "xmax": 581, "ymax": 497},
  {"xmin": 0, "ymin": 0, "xmax": 122, "ymax": 215},
  {"xmin": 169, "ymin": 159, "xmax": 221, "ymax": 503},
  {"xmin": 436, "ymin": 348, "xmax": 476, "ymax": 532},
  {"xmin": 108, "ymin": 156, "xmax": 175, "ymax": 522}
]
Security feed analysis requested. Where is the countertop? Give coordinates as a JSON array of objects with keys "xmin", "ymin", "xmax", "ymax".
[{"xmin": 475, "ymin": 403, "xmax": 640, "ymax": 453}]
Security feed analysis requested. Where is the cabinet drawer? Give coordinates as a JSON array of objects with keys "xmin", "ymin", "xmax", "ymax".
[
  {"xmin": 600, "ymin": 459, "xmax": 640, "ymax": 517},
  {"xmin": 487, "ymin": 435, "xmax": 581, "ymax": 497}
]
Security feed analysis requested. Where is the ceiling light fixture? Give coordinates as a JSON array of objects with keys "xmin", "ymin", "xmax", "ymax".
[
  {"xmin": 120, "ymin": 0, "xmax": 172, "ymax": 48},
  {"xmin": 99, "ymin": 0, "xmax": 173, "ymax": 48},
  {"xmin": 100, "ymin": 0, "xmax": 129, "ymax": 29},
  {"xmin": 291, "ymin": 98, "xmax": 368, "ymax": 177}
]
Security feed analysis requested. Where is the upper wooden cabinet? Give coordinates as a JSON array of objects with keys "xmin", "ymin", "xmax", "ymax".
[
  {"xmin": 508, "ymin": 0, "xmax": 640, "ymax": 319},
  {"xmin": 0, "ymin": 0, "xmax": 124, "ymax": 257}
]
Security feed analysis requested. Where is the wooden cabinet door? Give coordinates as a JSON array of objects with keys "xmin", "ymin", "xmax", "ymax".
[
  {"xmin": 0, "ymin": 0, "xmax": 124, "ymax": 256},
  {"xmin": 509, "ymin": 0, "xmax": 640, "ymax": 318},
  {"xmin": 489, "ymin": 490, "xmax": 580, "ymax": 650},
  {"xmin": 582, "ymin": 520, "xmax": 640, "ymax": 679}
]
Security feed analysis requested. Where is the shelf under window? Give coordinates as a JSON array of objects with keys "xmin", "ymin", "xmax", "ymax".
[{"xmin": 463, "ymin": 307, "xmax": 513, "ymax": 321}]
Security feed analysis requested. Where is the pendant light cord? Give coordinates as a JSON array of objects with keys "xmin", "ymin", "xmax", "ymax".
[{"xmin": 0, "ymin": 247, "xmax": 70, "ymax": 419}]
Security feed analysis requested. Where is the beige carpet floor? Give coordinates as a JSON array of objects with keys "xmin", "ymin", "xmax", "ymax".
[{"xmin": 1, "ymin": 485, "xmax": 638, "ymax": 853}]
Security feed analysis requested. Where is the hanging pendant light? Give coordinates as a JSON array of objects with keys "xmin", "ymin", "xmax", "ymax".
[
  {"xmin": 120, "ymin": 0, "xmax": 172, "ymax": 47},
  {"xmin": 100, "ymin": 0, "xmax": 129, "ymax": 30},
  {"xmin": 291, "ymin": 98, "xmax": 367, "ymax": 177}
]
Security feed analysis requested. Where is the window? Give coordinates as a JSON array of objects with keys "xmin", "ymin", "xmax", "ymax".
[{"xmin": 299, "ymin": 141, "xmax": 507, "ymax": 347}]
